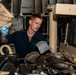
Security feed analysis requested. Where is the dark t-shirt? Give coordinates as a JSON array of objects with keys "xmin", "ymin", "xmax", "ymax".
[{"xmin": 6, "ymin": 30, "xmax": 46, "ymax": 58}]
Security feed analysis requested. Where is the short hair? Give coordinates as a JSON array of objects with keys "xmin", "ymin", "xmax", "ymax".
[{"xmin": 30, "ymin": 13, "xmax": 43, "ymax": 20}]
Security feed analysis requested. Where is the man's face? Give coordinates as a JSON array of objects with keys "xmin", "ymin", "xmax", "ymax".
[{"xmin": 29, "ymin": 18, "xmax": 42, "ymax": 32}]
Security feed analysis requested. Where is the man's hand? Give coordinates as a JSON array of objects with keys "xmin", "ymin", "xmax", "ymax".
[
  {"xmin": 36, "ymin": 41, "xmax": 51, "ymax": 54},
  {"xmin": 0, "ymin": 25, "xmax": 8, "ymax": 36}
]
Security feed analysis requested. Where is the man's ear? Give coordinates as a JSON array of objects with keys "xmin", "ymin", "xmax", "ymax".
[{"xmin": 29, "ymin": 20, "xmax": 31, "ymax": 25}]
